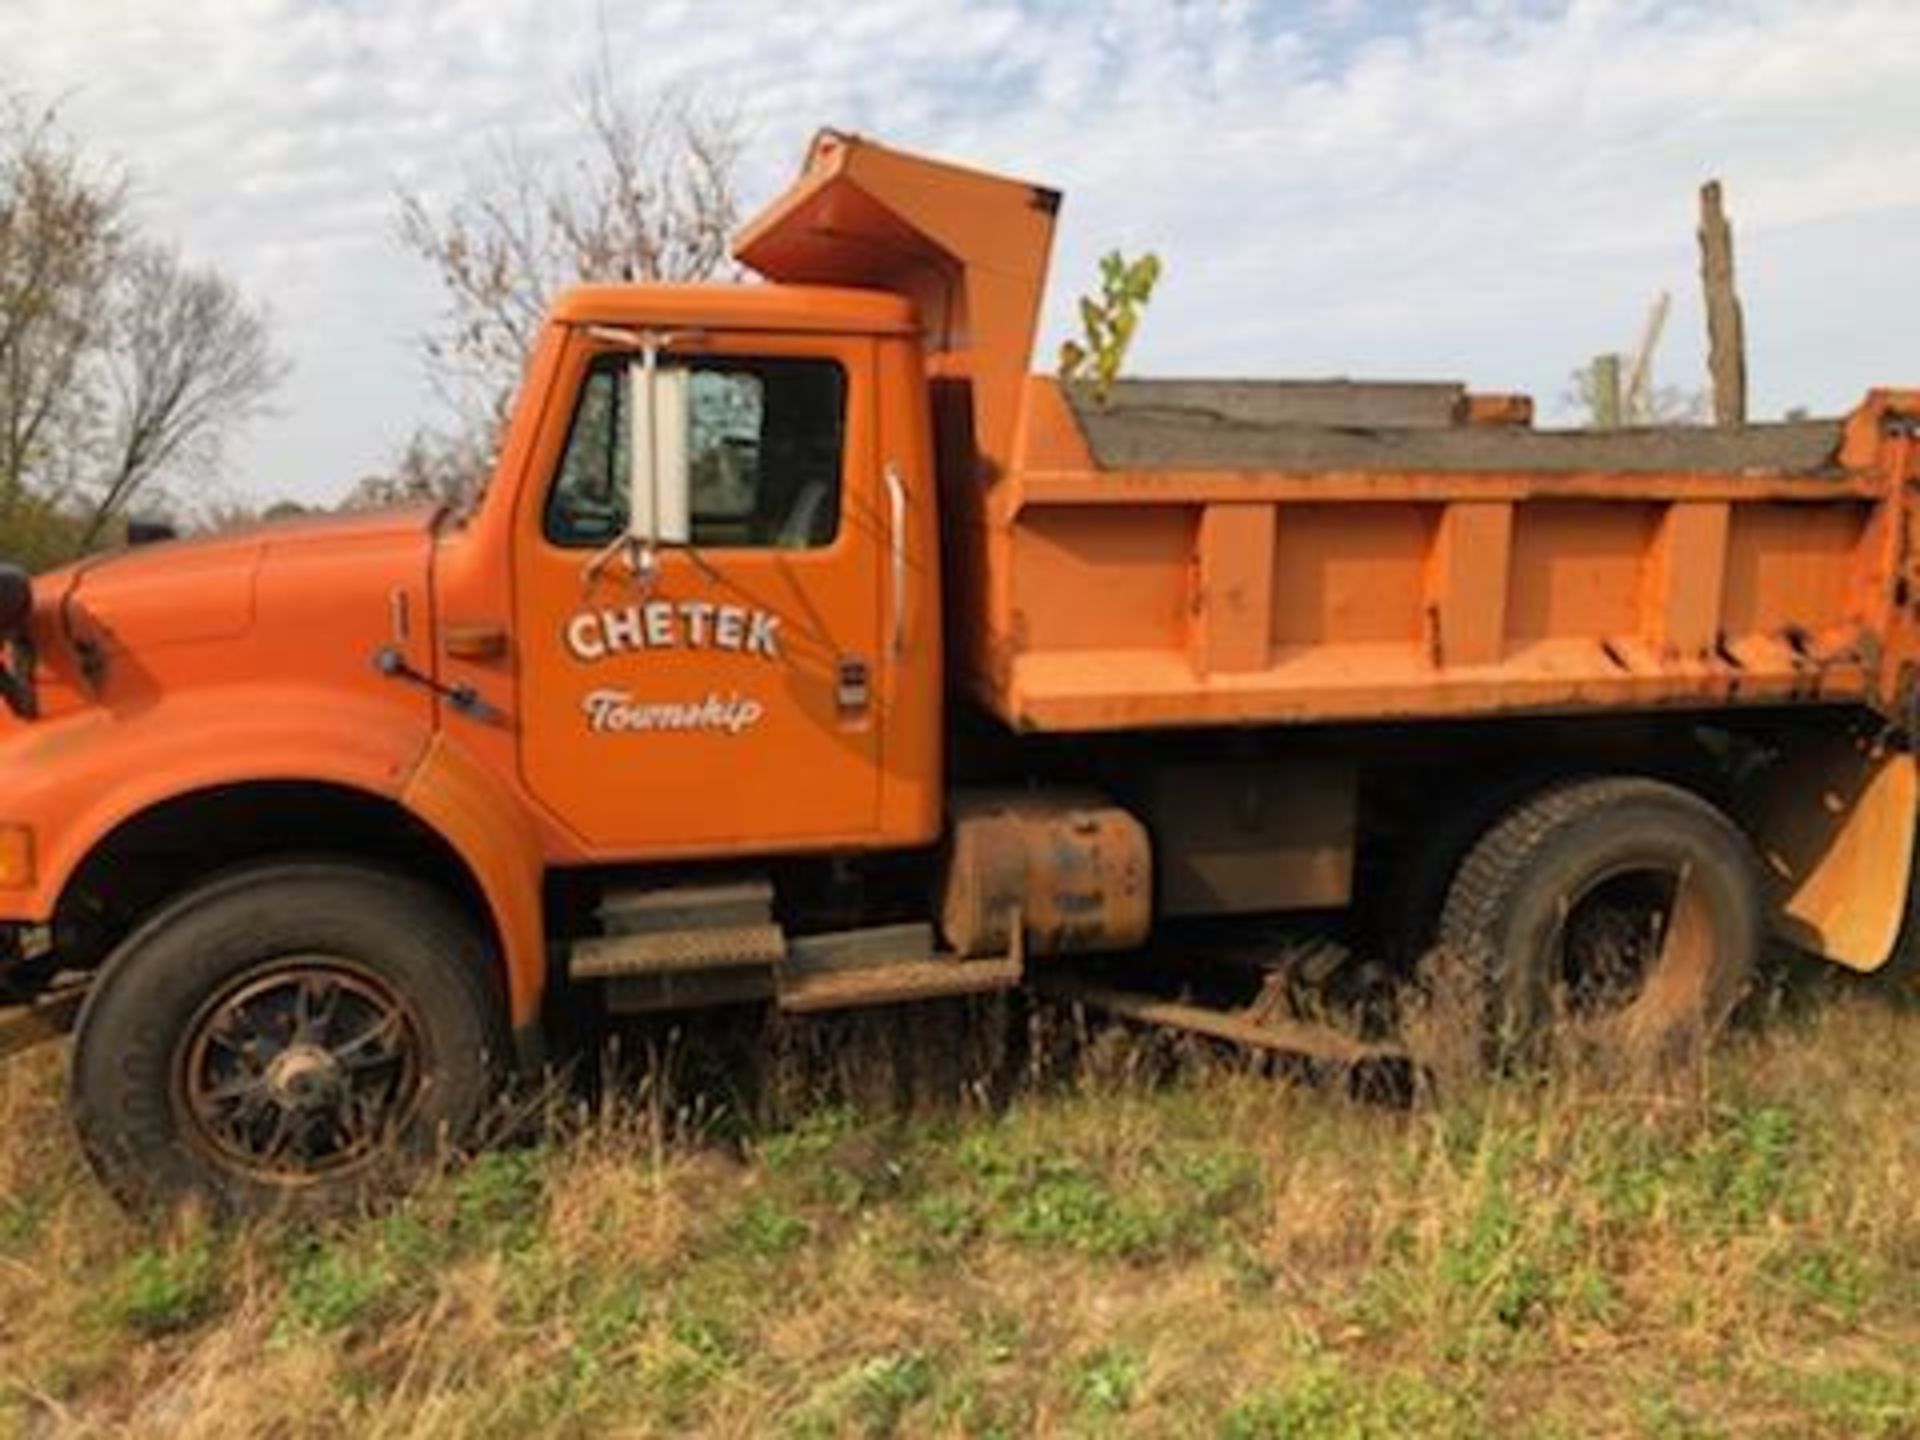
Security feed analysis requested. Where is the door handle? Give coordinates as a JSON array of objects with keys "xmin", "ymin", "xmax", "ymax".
[
  {"xmin": 443, "ymin": 622, "xmax": 508, "ymax": 662},
  {"xmin": 883, "ymin": 462, "xmax": 907, "ymax": 656},
  {"xmin": 836, "ymin": 655, "xmax": 871, "ymax": 714}
]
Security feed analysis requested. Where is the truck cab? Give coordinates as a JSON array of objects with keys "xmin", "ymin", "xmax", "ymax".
[{"xmin": 479, "ymin": 283, "xmax": 943, "ymax": 859}]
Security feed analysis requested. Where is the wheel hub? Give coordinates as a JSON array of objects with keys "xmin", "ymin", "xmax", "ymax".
[
  {"xmin": 264, "ymin": 1043, "xmax": 344, "ymax": 1107},
  {"xmin": 175, "ymin": 959, "xmax": 425, "ymax": 1184}
]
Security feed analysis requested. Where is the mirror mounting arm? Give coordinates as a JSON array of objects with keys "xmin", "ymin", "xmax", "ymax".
[
  {"xmin": 577, "ymin": 325, "xmax": 696, "ymax": 592},
  {"xmin": 581, "ymin": 532, "xmax": 660, "ymax": 594}
]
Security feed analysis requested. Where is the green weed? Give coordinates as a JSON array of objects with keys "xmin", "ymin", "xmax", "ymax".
[
  {"xmin": 103, "ymin": 1234, "xmax": 223, "ymax": 1338},
  {"xmin": 1074, "ymin": 1344, "xmax": 1144, "ymax": 1416},
  {"xmin": 278, "ymin": 1240, "xmax": 397, "ymax": 1333},
  {"xmin": 1221, "ymin": 1363, "xmax": 1477, "ymax": 1439}
]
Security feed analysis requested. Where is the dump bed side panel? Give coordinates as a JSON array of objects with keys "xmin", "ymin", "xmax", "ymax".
[{"xmin": 963, "ymin": 379, "xmax": 1920, "ymax": 734}]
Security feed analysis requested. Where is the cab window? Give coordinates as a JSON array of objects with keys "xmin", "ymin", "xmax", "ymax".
[{"xmin": 545, "ymin": 354, "xmax": 846, "ymax": 549}]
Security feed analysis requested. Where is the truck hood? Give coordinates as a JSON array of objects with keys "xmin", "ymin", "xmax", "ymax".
[{"xmin": 45, "ymin": 506, "xmax": 439, "ymax": 655}]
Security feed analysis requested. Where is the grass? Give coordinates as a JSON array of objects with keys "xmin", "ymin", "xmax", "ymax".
[{"xmin": 1, "ymin": 962, "xmax": 1918, "ymax": 1437}]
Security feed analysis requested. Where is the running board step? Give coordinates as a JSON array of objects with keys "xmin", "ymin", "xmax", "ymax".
[
  {"xmin": 598, "ymin": 878, "xmax": 774, "ymax": 936},
  {"xmin": 786, "ymin": 922, "xmax": 936, "ymax": 972},
  {"xmin": 777, "ymin": 922, "xmax": 1020, "ymax": 1012},
  {"xmin": 588, "ymin": 916, "xmax": 1022, "ymax": 1013},
  {"xmin": 574, "ymin": 878, "xmax": 784, "ymax": 980},
  {"xmin": 572, "ymin": 924, "xmax": 786, "ymax": 980},
  {"xmin": 778, "ymin": 955, "xmax": 1022, "ymax": 1013}
]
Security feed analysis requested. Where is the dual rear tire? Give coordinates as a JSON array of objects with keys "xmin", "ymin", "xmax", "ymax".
[{"xmin": 1431, "ymin": 777, "xmax": 1763, "ymax": 1070}]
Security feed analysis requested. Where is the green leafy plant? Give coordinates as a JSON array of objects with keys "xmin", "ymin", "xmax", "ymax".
[
  {"xmin": 721, "ymin": 1195, "xmax": 810, "ymax": 1261},
  {"xmin": 1057, "ymin": 250, "xmax": 1163, "ymax": 401},
  {"xmin": 278, "ymin": 1241, "xmax": 398, "ymax": 1334},
  {"xmin": 1075, "ymin": 1345, "xmax": 1144, "ymax": 1416},
  {"xmin": 105, "ymin": 1236, "xmax": 223, "ymax": 1338}
]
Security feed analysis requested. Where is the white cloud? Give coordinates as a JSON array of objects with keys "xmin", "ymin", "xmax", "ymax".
[{"xmin": 1, "ymin": 0, "xmax": 1915, "ymax": 504}]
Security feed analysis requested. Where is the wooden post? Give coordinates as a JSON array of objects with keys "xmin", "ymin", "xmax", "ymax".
[
  {"xmin": 1623, "ymin": 291, "xmax": 1670, "ymax": 424},
  {"xmin": 1590, "ymin": 353, "xmax": 1622, "ymax": 429},
  {"xmin": 1698, "ymin": 180, "xmax": 1747, "ymax": 426}
]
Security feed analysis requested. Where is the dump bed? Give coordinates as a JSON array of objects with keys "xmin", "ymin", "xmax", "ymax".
[
  {"xmin": 736, "ymin": 134, "xmax": 1920, "ymax": 736},
  {"xmin": 957, "ymin": 378, "xmax": 1920, "ymax": 732},
  {"xmin": 960, "ymin": 378, "xmax": 1920, "ymax": 733}
]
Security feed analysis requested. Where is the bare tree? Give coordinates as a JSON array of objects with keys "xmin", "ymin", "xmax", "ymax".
[
  {"xmin": 342, "ymin": 426, "xmax": 494, "ymax": 511},
  {"xmin": 396, "ymin": 71, "xmax": 743, "ymax": 478},
  {"xmin": 0, "ymin": 94, "xmax": 122, "ymax": 515},
  {"xmin": 82, "ymin": 243, "xmax": 287, "ymax": 545},
  {"xmin": 1, "ymin": 94, "xmax": 286, "ymax": 561}
]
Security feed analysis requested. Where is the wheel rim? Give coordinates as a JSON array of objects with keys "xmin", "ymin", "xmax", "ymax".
[
  {"xmin": 1552, "ymin": 859, "xmax": 1714, "ymax": 1037},
  {"xmin": 175, "ymin": 959, "xmax": 426, "ymax": 1185}
]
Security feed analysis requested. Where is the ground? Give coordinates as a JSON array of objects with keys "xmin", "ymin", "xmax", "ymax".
[{"xmin": 2, "ymin": 961, "xmax": 1917, "ymax": 1438}]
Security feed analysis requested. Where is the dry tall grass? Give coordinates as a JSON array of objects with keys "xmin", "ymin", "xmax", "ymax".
[{"xmin": 2, "ymin": 961, "xmax": 1917, "ymax": 1437}]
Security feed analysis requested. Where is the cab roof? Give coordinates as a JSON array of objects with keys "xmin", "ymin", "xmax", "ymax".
[{"xmin": 550, "ymin": 282, "xmax": 918, "ymax": 337}]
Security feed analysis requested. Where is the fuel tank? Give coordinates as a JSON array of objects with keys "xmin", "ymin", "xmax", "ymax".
[{"xmin": 938, "ymin": 790, "xmax": 1151, "ymax": 958}]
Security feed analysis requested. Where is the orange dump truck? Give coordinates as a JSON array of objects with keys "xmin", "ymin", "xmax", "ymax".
[{"xmin": 2, "ymin": 133, "xmax": 1915, "ymax": 1210}]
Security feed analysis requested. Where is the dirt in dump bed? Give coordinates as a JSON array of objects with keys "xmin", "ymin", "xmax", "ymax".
[{"xmin": 1068, "ymin": 380, "xmax": 1846, "ymax": 475}]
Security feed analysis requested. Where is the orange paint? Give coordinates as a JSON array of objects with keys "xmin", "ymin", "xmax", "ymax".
[{"xmin": 0, "ymin": 131, "xmax": 1913, "ymax": 1025}]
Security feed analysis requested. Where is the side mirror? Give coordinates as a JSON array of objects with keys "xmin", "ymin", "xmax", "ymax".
[
  {"xmin": 0, "ymin": 565, "xmax": 30, "ymax": 640},
  {"xmin": 626, "ymin": 359, "xmax": 690, "ymax": 546},
  {"xmin": 126, "ymin": 516, "xmax": 179, "ymax": 547},
  {"xmin": 0, "ymin": 565, "xmax": 34, "ymax": 719}
]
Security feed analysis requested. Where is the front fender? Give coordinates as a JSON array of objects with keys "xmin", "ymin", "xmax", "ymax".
[
  {"xmin": 8, "ymin": 686, "xmax": 552, "ymax": 1030},
  {"xmin": 7, "ymin": 684, "xmax": 431, "ymax": 922},
  {"xmin": 401, "ymin": 732, "xmax": 549, "ymax": 1026}
]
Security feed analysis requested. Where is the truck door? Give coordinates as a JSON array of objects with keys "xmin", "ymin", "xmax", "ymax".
[{"xmin": 514, "ymin": 330, "xmax": 884, "ymax": 854}]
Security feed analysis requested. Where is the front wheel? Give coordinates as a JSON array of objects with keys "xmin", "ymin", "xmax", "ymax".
[{"xmin": 71, "ymin": 862, "xmax": 506, "ymax": 1216}]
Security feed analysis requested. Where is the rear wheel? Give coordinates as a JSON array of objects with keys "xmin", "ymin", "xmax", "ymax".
[
  {"xmin": 1436, "ymin": 777, "xmax": 1762, "ymax": 1070},
  {"xmin": 71, "ymin": 861, "xmax": 506, "ymax": 1216}
]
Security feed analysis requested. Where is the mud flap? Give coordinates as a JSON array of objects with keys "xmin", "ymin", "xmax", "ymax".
[{"xmin": 1750, "ymin": 735, "xmax": 1917, "ymax": 971}]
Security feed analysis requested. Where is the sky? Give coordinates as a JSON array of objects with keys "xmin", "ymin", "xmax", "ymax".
[{"xmin": 3, "ymin": 0, "xmax": 1917, "ymax": 508}]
